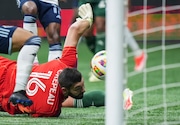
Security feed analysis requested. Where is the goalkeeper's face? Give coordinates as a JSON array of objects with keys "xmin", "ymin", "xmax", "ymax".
[{"xmin": 68, "ymin": 78, "xmax": 85, "ymax": 99}]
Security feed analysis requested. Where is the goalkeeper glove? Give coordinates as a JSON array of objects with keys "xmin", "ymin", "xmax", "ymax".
[{"xmin": 77, "ymin": 3, "xmax": 93, "ymax": 27}]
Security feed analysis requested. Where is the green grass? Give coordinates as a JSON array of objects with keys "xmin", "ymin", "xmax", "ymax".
[{"xmin": 1, "ymin": 39, "xmax": 180, "ymax": 124}]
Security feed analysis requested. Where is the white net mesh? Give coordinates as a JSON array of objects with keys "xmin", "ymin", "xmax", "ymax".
[{"xmin": 125, "ymin": 0, "xmax": 180, "ymax": 124}]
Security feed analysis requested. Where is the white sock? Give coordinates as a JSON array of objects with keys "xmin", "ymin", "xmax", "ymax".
[
  {"xmin": 23, "ymin": 15, "xmax": 39, "ymax": 64},
  {"xmin": 48, "ymin": 43, "xmax": 62, "ymax": 61},
  {"xmin": 125, "ymin": 27, "xmax": 142, "ymax": 56},
  {"xmin": 23, "ymin": 22, "xmax": 38, "ymax": 35},
  {"xmin": 48, "ymin": 51, "xmax": 62, "ymax": 61},
  {"xmin": 14, "ymin": 37, "xmax": 41, "ymax": 92}
]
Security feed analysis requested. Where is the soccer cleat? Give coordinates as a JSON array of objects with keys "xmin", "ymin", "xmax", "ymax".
[
  {"xmin": 9, "ymin": 90, "xmax": 33, "ymax": 107},
  {"xmin": 134, "ymin": 51, "xmax": 147, "ymax": 71},
  {"xmin": 123, "ymin": 88, "xmax": 133, "ymax": 110},
  {"xmin": 89, "ymin": 72, "xmax": 101, "ymax": 82}
]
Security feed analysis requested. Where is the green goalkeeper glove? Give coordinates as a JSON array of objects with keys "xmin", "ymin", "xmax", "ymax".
[{"xmin": 77, "ymin": 3, "xmax": 93, "ymax": 27}]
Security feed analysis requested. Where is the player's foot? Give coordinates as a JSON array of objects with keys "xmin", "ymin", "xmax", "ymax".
[
  {"xmin": 9, "ymin": 90, "xmax": 33, "ymax": 107},
  {"xmin": 134, "ymin": 51, "xmax": 147, "ymax": 71},
  {"xmin": 123, "ymin": 88, "xmax": 133, "ymax": 110},
  {"xmin": 89, "ymin": 72, "xmax": 101, "ymax": 82}
]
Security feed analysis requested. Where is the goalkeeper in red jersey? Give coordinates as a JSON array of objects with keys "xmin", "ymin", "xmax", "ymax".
[{"xmin": 0, "ymin": 3, "xmax": 93, "ymax": 117}]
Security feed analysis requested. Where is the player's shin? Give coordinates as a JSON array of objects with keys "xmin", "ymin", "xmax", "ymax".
[{"xmin": 10, "ymin": 36, "xmax": 41, "ymax": 106}]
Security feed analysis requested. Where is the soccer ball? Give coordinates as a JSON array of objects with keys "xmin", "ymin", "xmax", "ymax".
[{"xmin": 91, "ymin": 50, "xmax": 106, "ymax": 80}]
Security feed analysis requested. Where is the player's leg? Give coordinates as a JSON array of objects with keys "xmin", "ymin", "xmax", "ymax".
[
  {"xmin": 71, "ymin": 0, "xmax": 79, "ymax": 24},
  {"xmin": 11, "ymin": 27, "xmax": 41, "ymax": 106},
  {"xmin": 17, "ymin": 0, "xmax": 39, "ymax": 64},
  {"xmin": 85, "ymin": 35, "xmax": 96, "ymax": 54},
  {"xmin": 0, "ymin": 26, "xmax": 41, "ymax": 106},
  {"xmin": 93, "ymin": 1, "xmax": 106, "ymax": 53},
  {"xmin": 125, "ymin": 27, "xmax": 147, "ymax": 71},
  {"xmin": 94, "ymin": 16, "xmax": 106, "ymax": 53},
  {"xmin": 39, "ymin": 2, "xmax": 62, "ymax": 61},
  {"xmin": 20, "ymin": 1, "xmax": 38, "ymax": 35},
  {"xmin": 82, "ymin": 25, "xmax": 96, "ymax": 54},
  {"xmin": 45, "ymin": 22, "xmax": 62, "ymax": 61}
]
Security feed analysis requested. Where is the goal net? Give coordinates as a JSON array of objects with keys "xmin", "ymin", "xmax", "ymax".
[{"xmin": 125, "ymin": 0, "xmax": 180, "ymax": 124}]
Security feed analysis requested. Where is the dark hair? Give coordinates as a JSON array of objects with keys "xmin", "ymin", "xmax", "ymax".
[{"xmin": 58, "ymin": 68, "xmax": 82, "ymax": 89}]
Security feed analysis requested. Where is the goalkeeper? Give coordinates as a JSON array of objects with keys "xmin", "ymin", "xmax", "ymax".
[{"xmin": 0, "ymin": 3, "xmax": 93, "ymax": 117}]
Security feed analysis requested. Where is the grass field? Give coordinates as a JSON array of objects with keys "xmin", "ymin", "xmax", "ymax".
[{"xmin": 1, "ymin": 39, "xmax": 180, "ymax": 125}]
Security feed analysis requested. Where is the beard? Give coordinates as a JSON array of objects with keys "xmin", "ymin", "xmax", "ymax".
[{"xmin": 69, "ymin": 92, "xmax": 84, "ymax": 99}]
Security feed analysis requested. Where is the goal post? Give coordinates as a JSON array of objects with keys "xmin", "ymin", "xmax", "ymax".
[{"xmin": 105, "ymin": 0, "xmax": 125, "ymax": 124}]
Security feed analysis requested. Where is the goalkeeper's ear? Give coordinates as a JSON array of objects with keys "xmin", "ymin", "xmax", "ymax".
[{"xmin": 77, "ymin": 3, "xmax": 93, "ymax": 27}]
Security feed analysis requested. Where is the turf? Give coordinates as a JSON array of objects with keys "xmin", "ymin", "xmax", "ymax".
[{"xmin": 0, "ymin": 39, "xmax": 180, "ymax": 124}]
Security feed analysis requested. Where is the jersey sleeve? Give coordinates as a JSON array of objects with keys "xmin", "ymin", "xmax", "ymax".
[{"xmin": 60, "ymin": 47, "xmax": 78, "ymax": 68}]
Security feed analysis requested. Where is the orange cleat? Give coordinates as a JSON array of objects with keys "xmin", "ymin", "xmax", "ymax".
[{"xmin": 134, "ymin": 51, "xmax": 147, "ymax": 71}]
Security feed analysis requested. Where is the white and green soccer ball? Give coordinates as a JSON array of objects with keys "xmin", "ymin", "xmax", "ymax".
[{"xmin": 91, "ymin": 50, "xmax": 106, "ymax": 80}]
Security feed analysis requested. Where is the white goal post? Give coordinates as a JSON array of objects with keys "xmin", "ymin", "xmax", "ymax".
[{"xmin": 105, "ymin": 0, "xmax": 125, "ymax": 125}]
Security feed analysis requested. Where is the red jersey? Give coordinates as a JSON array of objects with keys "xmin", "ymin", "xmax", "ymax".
[{"xmin": 0, "ymin": 47, "xmax": 77, "ymax": 117}]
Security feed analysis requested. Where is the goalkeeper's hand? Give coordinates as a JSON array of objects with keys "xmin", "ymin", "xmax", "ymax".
[{"xmin": 76, "ymin": 3, "xmax": 93, "ymax": 27}]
